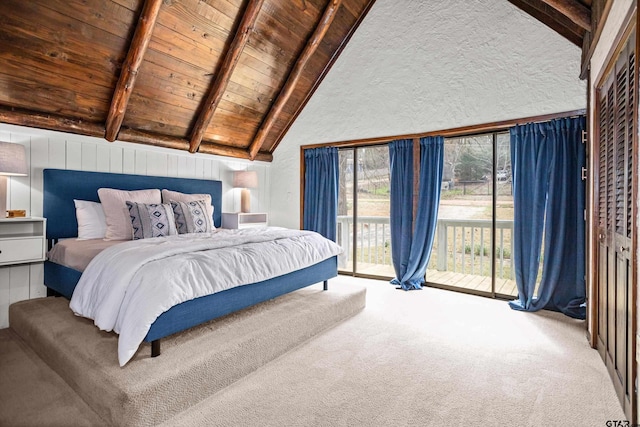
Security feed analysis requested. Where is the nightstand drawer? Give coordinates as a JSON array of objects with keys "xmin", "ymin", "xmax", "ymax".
[
  {"xmin": 0, "ymin": 237, "xmax": 45, "ymax": 265},
  {"xmin": 238, "ymin": 213, "xmax": 267, "ymax": 225}
]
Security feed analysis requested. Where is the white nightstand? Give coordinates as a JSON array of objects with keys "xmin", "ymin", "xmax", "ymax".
[
  {"xmin": 222, "ymin": 212, "xmax": 268, "ymax": 229},
  {"xmin": 0, "ymin": 217, "xmax": 47, "ymax": 267}
]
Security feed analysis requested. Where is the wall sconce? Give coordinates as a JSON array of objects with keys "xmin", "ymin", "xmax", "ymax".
[
  {"xmin": 233, "ymin": 170, "xmax": 258, "ymax": 213},
  {"xmin": 0, "ymin": 142, "xmax": 28, "ymax": 218}
]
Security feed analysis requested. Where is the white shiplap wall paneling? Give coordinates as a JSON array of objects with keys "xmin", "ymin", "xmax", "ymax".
[
  {"xmin": 29, "ymin": 137, "xmax": 49, "ymax": 217},
  {"xmin": 96, "ymin": 145, "xmax": 111, "ymax": 172},
  {"xmin": 123, "ymin": 148, "xmax": 136, "ymax": 174},
  {"xmin": 66, "ymin": 140, "xmax": 82, "ymax": 170},
  {"xmin": 9, "ymin": 266, "xmax": 30, "ymax": 305},
  {"xmin": 48, "ymin": 138, "xmax": 66, "ymax": 169},
  {"xmin": 134, "ymin": 150, "xmax": 147, "ymax": 175},
  {"xmin": 29, "ymin": 263, "xmax": 46, "ymax": 299},
  {"xmin": 146, "ymin": 152, "xmax": 167, "ymax": 177},
  {"xmin": 0, "ymin": 268, "xmax": 10, "ymax": 327},
  {"xmin": 211, "ymin": 161, "xmax": 221, "ymax": 181},
  {"xmin": 0, "ymin": 264, "xmax": 32, "ymax": 329},
  {"xmin": 109, "ymin": 146, "xmax": 124, "ymax": 174},
  {"xmin": 167, "ymin": 155, "xmax": 179, "ymax": 177},
  {"xmin": 203, "ymin": 160, "xmax": 213, "ymax": 181},
  {"xmin": 81, "ymin": 143, "xmax": 97, "ymax": 171},
  {"xmin": 0, "ymin": 123, "xmax": 271, "ymax": 329},
  {"xmin": 195, "ymin": 158, "xmax": 204, "ymax": 179},
  {"xmin": 179, "ymin": 156, "xmax": 196, "ymax": 178}
]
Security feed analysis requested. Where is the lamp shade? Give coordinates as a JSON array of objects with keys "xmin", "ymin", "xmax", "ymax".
[
  {"xmin": 0, "ymin": 142, "xmax": 28, "ymax": 176},
  {"xmin": 233, "ymin": 170, "xmax": 258, "ymax": 189}
]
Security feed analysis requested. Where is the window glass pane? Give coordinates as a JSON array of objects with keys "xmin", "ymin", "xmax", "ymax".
[
  {"xmin": 355, "ymin": 146, "xmax": 392, "ymax": 276},
  {"xmin": 337, "ymin": 149, "xmax": 354, "ymax": 273},
  {"xmin": 494, "ymin": 132, "xmax": 518, "ymax": 296},
  {"xmin": 427, "ymin": 134, "xmax": 494, "ymax": 293}
]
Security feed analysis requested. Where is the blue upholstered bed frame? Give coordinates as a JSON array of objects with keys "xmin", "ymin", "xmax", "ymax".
[{"xmin": 43, "ymin": 168, "xmax": 337, "ymax": 357}]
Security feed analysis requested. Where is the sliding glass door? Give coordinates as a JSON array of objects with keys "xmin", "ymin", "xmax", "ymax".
[
  {"xmin": 493, "ymin": 133, "xmax": 518, "ymax": 297},
  {"xmin": 336, "ymin": 133, "xmax": 523, "ymax": 298},
  {"xmin": 426, "ymin": 135, "xmax": 496, "ymax": 294},
  {"xmin": 337, "ymin": 145, "xmax": 392, "ymax": 277},
  {"xmin": 425, "ymin": 132, "xmax": 518, "ymax": 297},
  {"xmin": 337, "ymin": 149, "xmax": 355, "ymax": 273}
]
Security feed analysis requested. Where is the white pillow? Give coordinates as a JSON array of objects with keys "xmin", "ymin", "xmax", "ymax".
[
  {"xmin": 161, "ymin": 189, "xmax": 215, "ymax": 228},
  {"xmin": 98, "ymin": 188, "xmax": 161, "ymax": 240},
  {"xmin": 74, "ymin": 200, "xmax": 107, "ymax": 240}
]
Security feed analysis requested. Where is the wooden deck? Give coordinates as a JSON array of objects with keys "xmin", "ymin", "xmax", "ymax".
[
  {"xmin": 426, "ymin": 270, "xmax": 518, "ymax": 296},
  {"xmin": 348, "ymin": 263, "xmax": 518, "ymax": 296}
]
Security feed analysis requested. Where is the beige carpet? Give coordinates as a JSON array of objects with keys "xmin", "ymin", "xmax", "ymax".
[
  {"xmin": 5, "ymin": 284, "xmax": 365, "ymax": 426},
  {"xmin": 1, "ymin": 277, "xmax": 625, "ymax": 426},
  {"xmin": 0, "ymin": 328, "xmax": 103, "ymax": 427},
  {"xmin": 164, "ymin": 278, "xmax": 624, "ymax": 427}
]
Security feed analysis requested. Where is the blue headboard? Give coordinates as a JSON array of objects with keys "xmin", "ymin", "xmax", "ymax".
[{"xmin": 43, "ymin": 169, "xmax": 223, "ymax": 240}]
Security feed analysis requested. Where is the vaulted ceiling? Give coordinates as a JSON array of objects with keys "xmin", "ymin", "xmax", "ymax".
[{"xmin": 0, "ymin": 0, "xmax": 594, "ymax": 162}]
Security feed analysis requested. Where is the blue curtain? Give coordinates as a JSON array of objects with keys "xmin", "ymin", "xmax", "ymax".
[
  {"xmin": 389, "ymin": 139, "xmax": 414, "ymax": 288},
  {"xmin": 509, "ymin": 117, "xmax": 586, "ymax": 319},
  {"xmin": 389, "ymin": 137, "xmax": 444, "ymax": 290},
  {"xmin": 303, "ymin": 147, "xmax": 338, "ymax": 241}
]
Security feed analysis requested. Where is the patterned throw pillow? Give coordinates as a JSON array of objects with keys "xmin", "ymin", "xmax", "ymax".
[
  {"xmin": 126, "ymin": 202, "xmax": 178, "ymax": 240},
  {"xmin": 161, "ymin": 189, "xmax": 214, "ymax": 227},
  {"xmin": 171, "ymin": 200, "xmax": 214, "ymax": 234}
]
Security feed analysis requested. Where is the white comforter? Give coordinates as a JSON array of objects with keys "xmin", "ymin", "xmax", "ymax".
[{"xmin": 70, "ymin": 227, "xmax": 342, "ymax": 366}]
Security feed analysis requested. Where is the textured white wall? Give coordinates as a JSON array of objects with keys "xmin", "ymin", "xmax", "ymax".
[{"xmin": 269, "ymin": 0, "xmax": 587, "ymax": 229}]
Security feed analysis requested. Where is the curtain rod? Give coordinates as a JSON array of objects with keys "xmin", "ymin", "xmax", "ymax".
[{"xmin": 301, "ymin": 109, "xmax": 586, "ymax": 151}]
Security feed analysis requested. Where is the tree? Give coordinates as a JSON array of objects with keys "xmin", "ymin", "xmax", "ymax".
[
  {"xmin": 359, "ymin": 146, "xmax": 389, "ymax": 194},
  {"xmin": 450, "ymin": 136, "xmax": 492, "ymax": 181}
]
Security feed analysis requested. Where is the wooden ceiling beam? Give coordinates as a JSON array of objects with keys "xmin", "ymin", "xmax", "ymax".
[
  {"xmin": 247, "ymin": 0, "xmax": 343, "ymax": 161},
  {"xmin": 539, "ymin": 0, "xmax": 591, "ymax": 31},
  {"xmin": 0, "ymin": 106, "xmax": 106, "ymax": 138},
  {"xmin": 104, "ymin": 0, "xmax": 163, "ymax": 142},
  {"xmin": 199, "ymin": 142, "xmax": 272, "ymax": 162},
  {"xmin": 121, "ymin": 129, "xmax": 272, "ymax": 161},
  {"xmin": 188, "ymin": 0, "xmax": 265, "ymax": 154},
  {"xmin": 0, "ymin": 106, "xmax": 272, "ymax": 161}
]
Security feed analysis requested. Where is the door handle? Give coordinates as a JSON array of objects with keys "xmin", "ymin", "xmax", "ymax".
[{"xmin": 620, "ymin": 246, "xmax": 628, "ymax": 252}]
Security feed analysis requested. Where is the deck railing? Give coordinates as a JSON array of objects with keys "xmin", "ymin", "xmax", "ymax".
[
  {"xmin": 435, "ymin": 218, "xmax": 514, "ymax": 279},
  {"xmin": 337, "ymin": 216, "xmax": 391, "ymax": 269},
  {"xmin": 336, "ymin": 216, "xmax": 515, "ymax": 280}
]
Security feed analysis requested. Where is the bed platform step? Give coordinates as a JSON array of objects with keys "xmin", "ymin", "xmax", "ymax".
[{"xmin": 9, "ymin": 284, "xmax": 365, "ymax": 427}]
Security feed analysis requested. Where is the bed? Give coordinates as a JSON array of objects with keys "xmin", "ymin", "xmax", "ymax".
[{"xmin": 43, "ymin": 168, "xmax": 338, "ymax": 365}]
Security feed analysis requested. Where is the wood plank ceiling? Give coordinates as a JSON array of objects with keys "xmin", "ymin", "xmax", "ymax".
[{"xmin": 0, "ymin": 0, "xmax": 593, "ymax": 162}]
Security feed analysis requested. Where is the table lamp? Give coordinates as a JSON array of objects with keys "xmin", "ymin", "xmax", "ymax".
[{"xmin": 233, "ymin": 170, "xmax": 258, "ymax": 213}]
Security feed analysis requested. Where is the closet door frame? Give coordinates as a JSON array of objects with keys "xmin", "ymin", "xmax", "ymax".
[{"xmin": 592, "ymin": 19, "xmax": 637, "ymax": 422}]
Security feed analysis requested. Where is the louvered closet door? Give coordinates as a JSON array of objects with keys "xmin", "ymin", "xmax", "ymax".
[{"xmin": 595, "ymin": 34, "xmax": 636, "ymax": 421}]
